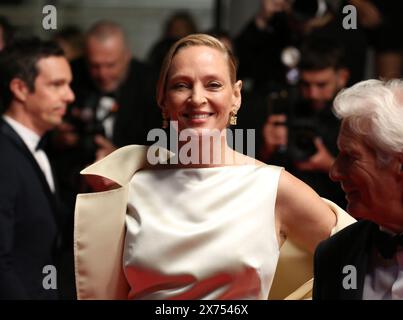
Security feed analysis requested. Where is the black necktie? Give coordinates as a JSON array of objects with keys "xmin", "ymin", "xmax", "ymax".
[{"xmin": 372, "ymin": 227, "xmax": 403, "ymax": 259}]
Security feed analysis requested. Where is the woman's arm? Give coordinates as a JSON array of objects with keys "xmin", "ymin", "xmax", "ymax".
[{"xmin": 275, "ymin": 170, "xmax": 336, "ymax": 253}]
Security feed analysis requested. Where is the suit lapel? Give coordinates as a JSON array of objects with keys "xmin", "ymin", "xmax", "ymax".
[
  {"xmin": 341, "ymin": 221, "xmax": 374, "ymax": 299},
  {"xmin": 0, "ymin": 119, "xmax": 59, "ymax": 214}
]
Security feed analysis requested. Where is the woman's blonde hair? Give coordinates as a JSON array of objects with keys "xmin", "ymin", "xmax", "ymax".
[{"xmin": 156, "ymin": 33, "xmax": 238, "ymax": 108}]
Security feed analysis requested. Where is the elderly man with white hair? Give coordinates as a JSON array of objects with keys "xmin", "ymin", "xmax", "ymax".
[{"xmin": 313, "ymin": 79, "xmax": 403, "ymax": 300}]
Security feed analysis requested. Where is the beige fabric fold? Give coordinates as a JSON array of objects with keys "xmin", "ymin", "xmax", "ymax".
[
  {"xmin": 80, "ymin": 145, "xmax": 148, "ymax": 186},
  {"xmin": 75, "ymin": 145, "xmax": 150, "ymax": 299},
  {"xmin": 74, "ymin": 186, "xmax": 130, "ymax": 299},
  {"xmin": 269, "ymin": 198, "xmax": 356, "ymax": 300}
]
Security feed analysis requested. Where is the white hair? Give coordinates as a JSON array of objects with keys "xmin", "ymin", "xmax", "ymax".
[{"xmin": 333, "ymin": 79, "xmax": 403, "ymax": 163}]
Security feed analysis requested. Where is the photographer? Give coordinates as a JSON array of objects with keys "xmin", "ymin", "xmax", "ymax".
[
  {"xmin": 260, "ymin": 38, "xmax": 349, "ymax": 208},
  {"xmin": 235, "ymin": 0, "xmax": 292, "ymax": 93}
]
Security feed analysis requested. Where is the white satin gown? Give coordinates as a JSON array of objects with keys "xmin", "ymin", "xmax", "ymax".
[{"xmin": 123, "ymin": 164, "xmax": 282, "ymax": 299}]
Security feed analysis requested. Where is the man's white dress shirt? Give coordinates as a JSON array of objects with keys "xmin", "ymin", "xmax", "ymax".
[{"xmin": 3, "ymin": 115, "xmax": 55, "ymax": 193}]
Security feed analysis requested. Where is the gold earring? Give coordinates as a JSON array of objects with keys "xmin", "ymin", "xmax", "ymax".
[{"xmin": 230, "ymin": 109, "xmax": 238, "ymax": 126}]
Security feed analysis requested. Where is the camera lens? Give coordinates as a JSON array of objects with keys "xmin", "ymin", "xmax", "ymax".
[{"xmin": 288, "ymin": 120, "xmax": 317, "ymax": 161}]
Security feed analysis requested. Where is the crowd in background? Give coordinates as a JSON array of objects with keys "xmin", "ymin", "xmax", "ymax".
[{"xmin": 0, "ymin": 0, "xmax": 402, "ymax": 299}]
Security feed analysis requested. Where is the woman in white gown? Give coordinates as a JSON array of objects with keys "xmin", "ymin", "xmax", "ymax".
[{"xmin": 73, "ymin": 34, "xmax": 354, "ymax": 300}]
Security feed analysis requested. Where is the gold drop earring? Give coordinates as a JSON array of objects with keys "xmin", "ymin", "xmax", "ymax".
[{"xmin": 230, "ymin": 108, "xmax": 238, "ymax": 126}]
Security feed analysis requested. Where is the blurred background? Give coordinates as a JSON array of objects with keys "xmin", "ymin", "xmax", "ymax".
[
  {"xmin": 1, "ymin": 0, "xmax": 402, "ymax": 300},
  {"xmin": 0, "ymin": 0, "xmax": 258, "ymax": 61},
  {"xmin": 2, "ymin": 0, "xmax": 401, "ymax": 77}
]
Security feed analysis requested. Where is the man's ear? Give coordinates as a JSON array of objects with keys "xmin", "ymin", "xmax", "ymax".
[
  {"xmin": 9, "ymin": 78, "xmax": 30, "ymax": 102},
  {"xmin": 337, "ymin": 68, "xmax": 350, "ymax": 88}
]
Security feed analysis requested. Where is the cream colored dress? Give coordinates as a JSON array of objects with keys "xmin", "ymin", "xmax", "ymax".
[
  {"xmin": 73, "ymin": 145, "xmax": 356, "ymax": 300},
  {"xmin": 123, "ymin": 165, "xmax": 282, "ymax": 299}
]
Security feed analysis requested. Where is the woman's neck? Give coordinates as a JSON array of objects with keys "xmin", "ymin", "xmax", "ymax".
[{"xmin": 165, "ymin": 131, "xmax": 256, "ymax": 168}]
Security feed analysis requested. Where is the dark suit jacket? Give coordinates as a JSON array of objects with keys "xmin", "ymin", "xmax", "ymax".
[
  {"xmin": 0, "ymin": 119, "xmax": 64, "ymax": 299},
  {"xmin": 313, "ymin": 220, "xmax": 378, "ymax": 300},
  {"xmin": 50, "ymin": 57, "xmax": 161, "ymax": 212},
  {"xmin": 69, "ymin": 57, "xmax": 161, "ymax": 149}
]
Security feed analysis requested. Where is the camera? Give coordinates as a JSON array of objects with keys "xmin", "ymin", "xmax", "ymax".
[
  {"xmin": 66, "ymin": 103, "xmax": 106, "ymax": 164},
  {"xmin": 287, "ymin": 116, "xmax": 318, "ymax": 161},
  {"xmin": 81, "ymin": 120, "xmax": 105, "ymax": 163},
  {"xmin": 267, "ymin": 89, "xmax": 318, "ymax": 161}
]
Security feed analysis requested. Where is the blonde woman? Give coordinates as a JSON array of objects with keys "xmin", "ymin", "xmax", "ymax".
[{"xmin": 74, "ymin": 34, "xmax": 354, "ymax": 300}]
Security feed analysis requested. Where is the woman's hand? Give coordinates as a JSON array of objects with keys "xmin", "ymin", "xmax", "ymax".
[{"xmin": 294, "ymin": 138, "xmax": 335, "ymax": 173}]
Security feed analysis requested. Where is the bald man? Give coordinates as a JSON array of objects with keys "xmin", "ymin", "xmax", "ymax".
[{"xmin": 85, "ymin": 21, "xmax": 131, "ymax": 94}]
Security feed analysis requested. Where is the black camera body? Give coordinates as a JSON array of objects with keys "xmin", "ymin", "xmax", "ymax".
[
  {"xmin": 81, "ymin": 120, "xmax": 105, "ymax": 163},
  {"xmin": 267, "ymin": 89, "xmax": 319, "ymax": 161},
  {"xmin": 287, "ymin": 116, "xmax": 318, "ymax": 161},
  {"xmin": 66, "ymin": 103, "xmax": 106, "ymax": 164}
]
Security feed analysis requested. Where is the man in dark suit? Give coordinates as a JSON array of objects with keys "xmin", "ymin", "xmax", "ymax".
[
  {"xmin": 313, "ymin": 79, "xmax": 403, "ymax": 299},
  {"xmin": 51, "ymin": 20, "xmax": 160, "ymax": 211},
  {"xmin": 0, "ymin": 38, "xmax": 75, "ymax": 299}
]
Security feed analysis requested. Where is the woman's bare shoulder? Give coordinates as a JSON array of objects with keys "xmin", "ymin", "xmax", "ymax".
[
  {"xmin": 231, "ymin": 151, "xmax": 266, "ymax": 166},
  {"xmin": 276, "ymin": 170, "xmax": 336, "ymax": 252}
]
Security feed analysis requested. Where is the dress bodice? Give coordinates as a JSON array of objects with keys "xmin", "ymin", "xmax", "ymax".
[{"xmin": 123, "ymin": 164, "xmax": 282, "ymax": 299}]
